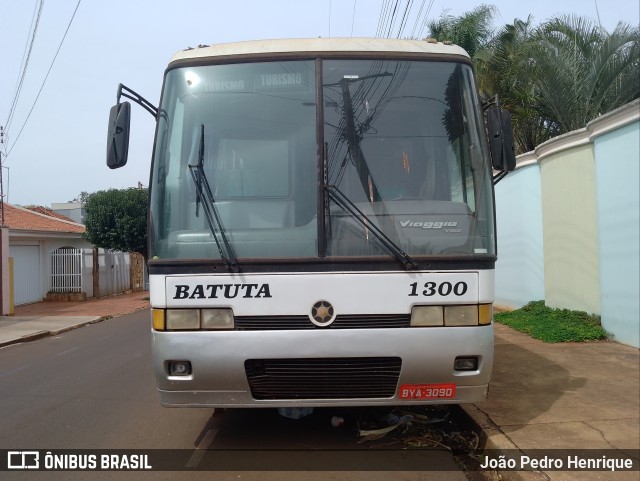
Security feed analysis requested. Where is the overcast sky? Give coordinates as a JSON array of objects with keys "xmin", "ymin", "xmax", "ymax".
[{"xmin": 1, "ymin": 0, "xmax": 638, "ymax": 207}]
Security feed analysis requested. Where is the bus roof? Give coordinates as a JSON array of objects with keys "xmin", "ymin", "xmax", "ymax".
[{"xmin": 169, "ymin": 37, "xmax": 470, "ymax": 66}]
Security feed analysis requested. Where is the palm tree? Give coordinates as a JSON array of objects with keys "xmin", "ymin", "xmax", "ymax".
[
  {"xmin": 428, "ymin": 8, "xmax": 640, "ymax": 153},
  {"xmin": 426, "ymin": 5, "xmax": 497, "ymax": 58},
  {"xmin": 532, "ymin": 16, "xmax": 640, "ymax": 133},
  {"xmin": 475, "ymin": 16, "xmax": 553, "ymax": 153}
]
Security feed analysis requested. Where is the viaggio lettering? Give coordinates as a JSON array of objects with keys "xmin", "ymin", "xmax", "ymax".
[
  {"xmin": 399, "ymin": 220, "xmax": 458, "ymax": 229},
  {"xmin": 174, "ymin": 283, "xmax": 272, "ymax": 299}
]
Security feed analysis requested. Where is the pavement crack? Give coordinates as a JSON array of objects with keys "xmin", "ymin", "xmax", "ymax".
[{"xmin": 582, "ymin": 421, "xmax": 617, "ymax": 450}]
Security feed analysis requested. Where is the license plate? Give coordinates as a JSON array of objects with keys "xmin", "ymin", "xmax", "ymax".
[{"xmin": 398, "ymin": 383, "xmax": 456, "ymax": 400}]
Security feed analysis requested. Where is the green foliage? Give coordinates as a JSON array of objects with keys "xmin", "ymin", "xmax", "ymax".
[
  {"xmin": 83, "ymin": 188, "xmax": 148, "ymax": 258},
  {"xmin": 427, "ymin": 7, "xmax": 640, "ymax": 154},
  {"xmin": 70, "ymin": 191, "xmax": 89, "ymax": 203},
  {"xmin": 427, "ymin": 4, "xmax": 497, "ymax": 58},
  {"xmin": 495, "ymin": 301, "xmax": 607, "ymax": 343}
]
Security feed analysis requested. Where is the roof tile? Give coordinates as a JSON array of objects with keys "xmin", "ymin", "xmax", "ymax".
[{"xmin": 3, "ymin": 203, "xmax": 85, "ymax": 234}]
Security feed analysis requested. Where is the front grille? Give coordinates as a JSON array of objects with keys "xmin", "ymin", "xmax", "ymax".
[
  {"xmin": 244, "ymin": 357, "xmax": 402, "ymax": 400},
  {"xmin": 235, "ymin": 314, "xmax": 410, "ymax": 330}
]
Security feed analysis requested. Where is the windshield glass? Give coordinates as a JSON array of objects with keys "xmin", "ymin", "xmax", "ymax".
[
  {"xmin": 323, "ymin": 60, "xmax": 493, "ymax": 257},
  {"xmin": 150, "ymin": 61, "xmax": 318, "ymax": 260},
  {"xmin": 149, "ymin": 58, "xmax": 494, "ymax": 262}
]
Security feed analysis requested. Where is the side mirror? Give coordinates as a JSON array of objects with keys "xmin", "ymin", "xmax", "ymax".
[
  {"xmin": 106, "ymin": 101, "xmax": 131, "ymax": 169},
  {"xmin": 487, "ymin": 107, "xmax": 516, "ymax": 172}
]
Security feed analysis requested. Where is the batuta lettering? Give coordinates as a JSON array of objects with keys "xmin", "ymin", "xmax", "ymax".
[{"xmin": 173, "ymin": 283, "xmax": 272, "ymax": 299}]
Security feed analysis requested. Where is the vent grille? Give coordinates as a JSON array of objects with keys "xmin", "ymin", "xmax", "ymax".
[
  {"xmin": 235, "ymin": 314, "xmax": 410, "ymax": 330},
  {"xmin": 244, "ymin": 357, "xmax": 402, "ymax": 400}
]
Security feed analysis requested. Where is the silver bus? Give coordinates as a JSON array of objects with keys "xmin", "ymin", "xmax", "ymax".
[{"xmin": 107, "ymin": 38, "xmax": 514, "ymax": 407}]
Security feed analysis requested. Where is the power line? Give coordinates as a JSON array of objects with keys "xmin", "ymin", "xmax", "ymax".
[
  {"xmin": 396, "ymin": 0, "xmax": 414, "ymax": 38},
  {"xmin": 386, "ymin": 0, "xmax": 400, "ymax": 38},
  {"xmin": 5, "ymin": 0, "xmax": 82, "ymax": 160},
  {"xmin": 350, "ymin": 0, "xmax": 358, "ymax": 36},
  {"xmin": 4, "ymin": 0, "xmax": 45, "ymax": 133},
  {"xmin": 417, "ymin": 0, "xmax": 435, "ymax": 39}
]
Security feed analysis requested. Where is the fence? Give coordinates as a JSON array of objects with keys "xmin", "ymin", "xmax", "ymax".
[
  {"xmin": 95, "ymin": 249, "xmax": 130, "ymax": 297},
  {"xmin": 50, "ymin": 247, "xmax": 132, "ymax": 298},
  {"xmin": 51, "ymin": 247, "xmax": 83, "ymax": 292}
]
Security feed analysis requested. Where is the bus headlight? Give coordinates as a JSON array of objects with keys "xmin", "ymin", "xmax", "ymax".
[
  {"xmin": 411, "ymin": 304, "xmax": 493, "ymax": 327},
  {"xmin": 166, "ymin": 309, "xmax": 200, "ymax": 330},
  {"xmin": 202, "ymin": 308, "xmax": 234, "ymax": 329},
  {"xmin": 444, "ymin": 305, "xmax": 478, "ymax": 326},
  {"xmin": 410, "ymin": 306, "xmax": 444, "ymax": 326}
]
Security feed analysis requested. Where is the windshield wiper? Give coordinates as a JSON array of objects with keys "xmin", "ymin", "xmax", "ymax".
[
  {"xmin": 189, "ymin": 124, "xmax": 239, "ymax": 273},
  {"xmin": 324, "ymin": 74, "xmax": 417, "ymax": 270},
  {"xmin": 326, "ymin": 185, "xmax": 417, "ymax": 270}
]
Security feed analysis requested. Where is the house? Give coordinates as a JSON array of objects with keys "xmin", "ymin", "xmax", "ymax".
[
  {"xmin": 51, "ymin": 201, "xmax": 86, "ymax": 225},
  {"xmin": 4, "ymin": 203, "xmax": 92, "ymax": 306}
]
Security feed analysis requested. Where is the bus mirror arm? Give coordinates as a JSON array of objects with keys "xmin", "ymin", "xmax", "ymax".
[
  {"xmin": 106, "ymin": 84, "xmax": 159, "ymax": 169},
  {"xmin": 116, "ymin": 83, "xmax": 158, "ymax": 118}
]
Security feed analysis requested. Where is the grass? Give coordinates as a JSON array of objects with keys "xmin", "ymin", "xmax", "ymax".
[{"xmin": 495, "ymin": 300, "xmax": 608, "ymax": 343}]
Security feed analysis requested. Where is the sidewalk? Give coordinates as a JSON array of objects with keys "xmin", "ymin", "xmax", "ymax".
[
  {"xmin": 461, "ymin": 323, "xmax": 640, "ymax": 481},
  {"xmin": 0, "ymin": 290, "xmax": 149, "ymax": 347},
  {"xmin": 1, "ymin": 295, "xmax": 638, "ymax": 479}
]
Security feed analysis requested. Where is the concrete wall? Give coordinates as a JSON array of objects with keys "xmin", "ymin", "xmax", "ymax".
[
  {"xmin": 540, "ymin": 142, "xmax": 600, "ymax": 314},
  {"xmin": 494, "ymin": 99, "xmax": 639, "ymax": 347},
  {"xmin": 494, "ymin": 158, "xmax": 544, "ymax": 309},
  {"xmin": 594, "ymin": 119, "xmax": 640, "ymax": 348}
]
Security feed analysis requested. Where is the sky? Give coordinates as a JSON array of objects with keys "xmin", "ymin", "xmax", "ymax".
[{"xmin": 1, "ymin": 0, "xmax": 638, "ymax": 207}]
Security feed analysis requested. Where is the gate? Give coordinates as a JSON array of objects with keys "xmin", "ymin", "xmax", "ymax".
[{"xmin": 50, "ymin": 247, "xmax": 83, "ymax": 292}]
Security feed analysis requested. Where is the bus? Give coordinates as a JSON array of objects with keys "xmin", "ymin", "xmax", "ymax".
[{"xmin": 106, "ymin": 38, "xmax": 515, "ymax": 408}]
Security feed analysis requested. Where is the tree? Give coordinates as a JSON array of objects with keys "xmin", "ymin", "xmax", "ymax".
[
  {"xmin": 83, "ymin": 188, "xmax": 148, "ymax": 259},
  {"xmin": 70, "ymin": 191, "xmax": 90, "ymax": 203},
  {"xmin": 532, "ymin": 16, "xmax": 640, "ymax": 133},
  {"xmin": 427, "ymin": 5, "xmax": 497, "ymax": 58},
  {"xmin": 428, "ymin": 7, "xmax": 640, "ymax": 154},
  {"xmin": 476, "ymin": 16, "xmax": 556, "ymax": 152},
  {"xmin": 480, "ymin": 15, "xmax": 639, "ymax": 152}
]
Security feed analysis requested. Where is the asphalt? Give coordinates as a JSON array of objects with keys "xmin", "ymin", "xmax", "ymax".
[{"xmin": 2, "ymin": 292, "xmax": 639, "ymax": 480}]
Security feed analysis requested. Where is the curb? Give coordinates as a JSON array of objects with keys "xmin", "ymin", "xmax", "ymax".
[
  {"xmin": 457, "ymin": 404, "xmax": 551, "ymax": 481},
  {"xmin": 0, "ymin": 316, "xmax": 107, "ymax": 348}
]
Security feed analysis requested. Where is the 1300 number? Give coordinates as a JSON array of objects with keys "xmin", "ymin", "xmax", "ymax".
[{"xmin": 408, "ymin": 281, "xmax": 468, "ymax": 297}]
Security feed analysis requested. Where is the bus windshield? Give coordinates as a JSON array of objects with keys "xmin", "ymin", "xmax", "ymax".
[{"xmin": 149, "ymin": 58, "xmax": 495, "ymax": 262}]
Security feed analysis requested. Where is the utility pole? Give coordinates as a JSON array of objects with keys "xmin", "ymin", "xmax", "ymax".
[
  {"xmin": 0, "ymin": 126, "xmax": 8, "ymax": 315},
  {"xmin": 0, "ymin": 126, "xmax": 5, "ymax": 227}
]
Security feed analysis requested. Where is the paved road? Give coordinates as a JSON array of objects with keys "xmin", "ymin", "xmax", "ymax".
[{"xmin": 0, "ymin": 310, "xmax": 468, "ymax": 480}]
